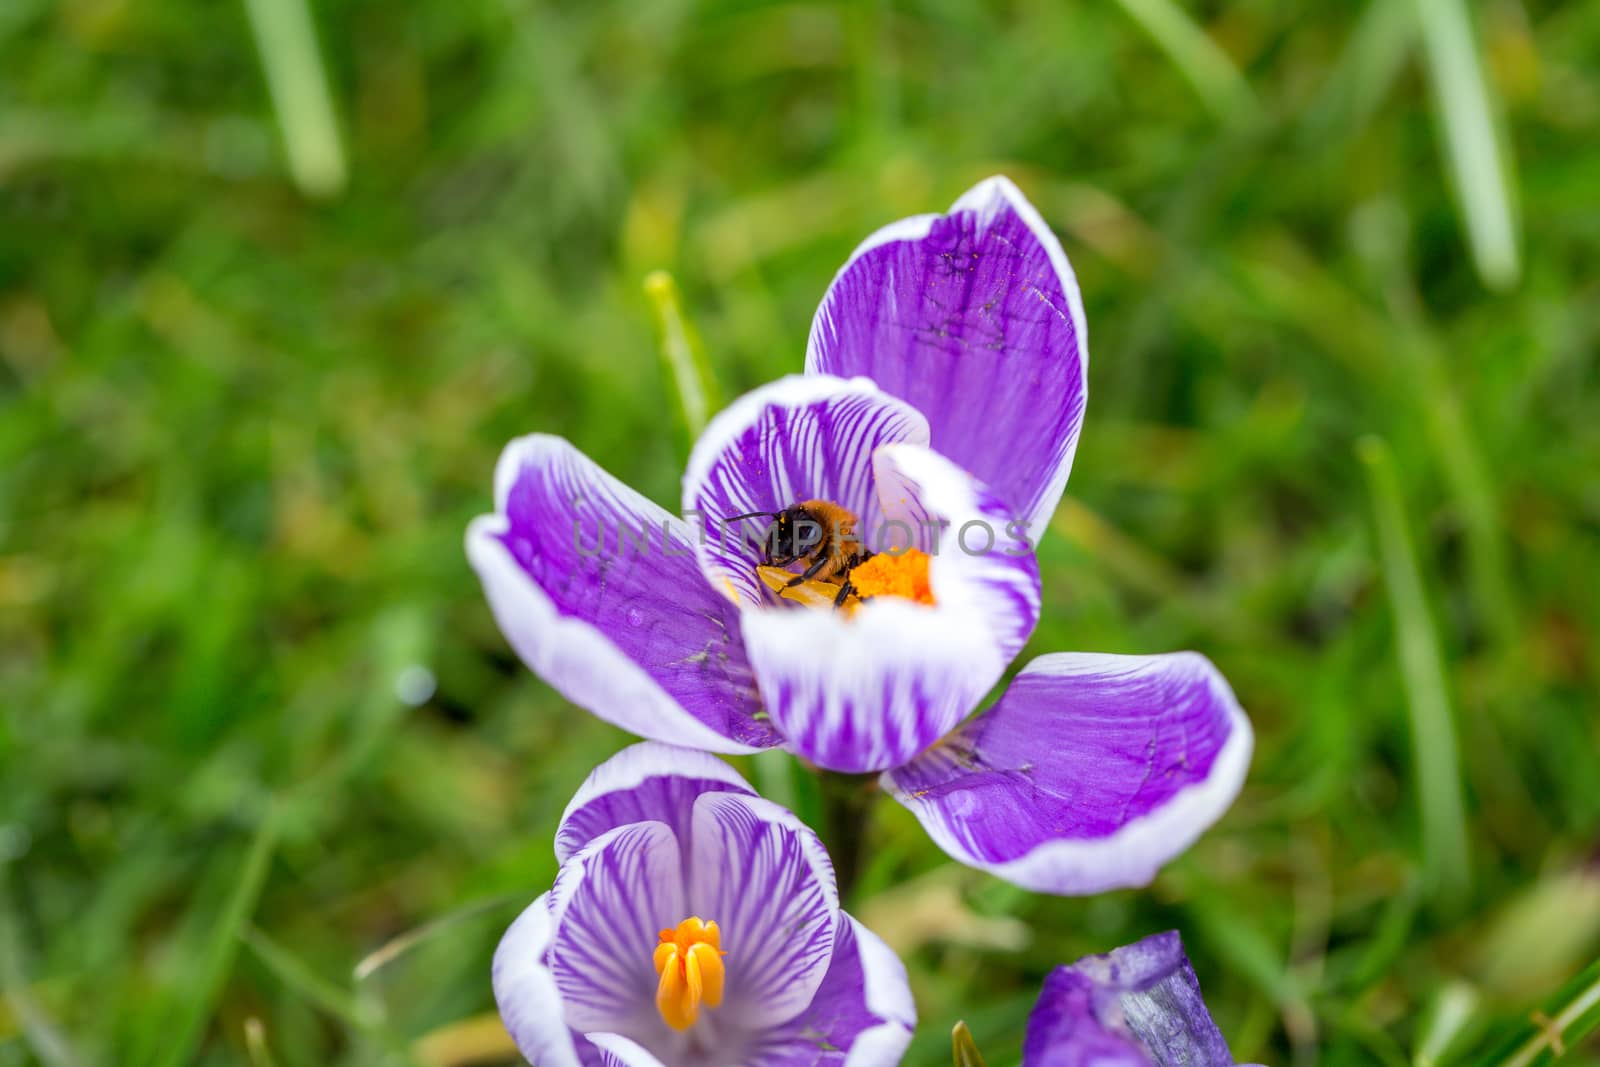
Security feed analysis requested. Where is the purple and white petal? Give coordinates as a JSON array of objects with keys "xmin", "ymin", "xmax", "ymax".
[
  {"xmin": 546, "ymin": 822, "xmax": 686, "ymax": 1037},
  {"xmin": 493, "ymin": 892, "xmax": 592, "ymax": 1067},
  {"xmin": 742, "ymin": 444, "xmax": 1040, "ymax": 773},
  {"xmin": 556, "ymin": 742, "xmax": 756, "ymax": 863},
  {"xmin": 746, "ymin": 916, "xmax": 916, "ymax": 1067},
  {"xmin": 740, "ymin": 597, "xmax": 1003, "ymax": 773},
  {"xmin": 467, "ymin": 435, "xmax": 781, "ymax": 754},
  {"xmin": 807, "ymin": 176, "xmax": 1088, "ymax": 532},
  {"xmin": 682, "ymin": 375, "xmax": 930, "ymax": 606},
  {"xmin": 584, "ymin": 1034, "xmax": 670, "ymax": 1067},
  {"xmin": 873, "ymin": 442, "xmax": 1040, "ymax": 665},
  {"xmin": 884, "ymin": 652, "xmax": 1252, "ymax": 895},
  {"xmin": 687, "ymin": 793, "xmax": 840, "ymax": 1029},
  {"xmin": 1023, "ymin": 931, "xmax": 1236, "ymax": 1067}
]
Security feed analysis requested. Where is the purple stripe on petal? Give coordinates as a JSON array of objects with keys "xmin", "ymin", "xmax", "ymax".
[
  {"xmin": 1023, "ymin": 931, "xmax": 1235, "ymax": 1067},
  {"xmin": 743, "ymin": 598, "xmax": 1006, "ymax": 774},
  {"xmin": 682, "ymin": 375, "xmax": 930, "ymax": 606},
  {"xmin": 547, "ymin": 822, "xmax": 686, "ymax": 1036},
  {"xmin": 807, "ymin": 176, "xmax": 1089, "ymax": 531},
  {"xmin": 744, "ymin": 916, "xmax": 916, "ymax": 1067},
  {"xmin": 467, "ymin": 435, "xmax": 781, "ymax": 753},
  {"xmin": 555, "ymin": 742, "xmax": 756, "ymax": 863},
  {"xmin": 742, "ymin": 444, "xmax": 1039, "ymax": 773},
  {"xmin": 687, "ymin": 793, "xmax": 840, "ymax": 1029},
  {"xmin": 885, "ymin": 652, "xmax": 1252, "ymax": 895},
  {"xmin": 492, "ymin": 892, "xmax": 591, "ymax": 1067}
]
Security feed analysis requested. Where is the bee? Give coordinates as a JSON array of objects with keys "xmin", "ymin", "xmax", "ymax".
[{"xmin": 728, "ymin": 500, "xmax": 875, "ymax": 608}]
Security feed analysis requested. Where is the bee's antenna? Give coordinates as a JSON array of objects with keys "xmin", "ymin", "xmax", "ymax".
[{"xmin": 724, "ymin": 511, "xmax": 778, "ymax": 523}]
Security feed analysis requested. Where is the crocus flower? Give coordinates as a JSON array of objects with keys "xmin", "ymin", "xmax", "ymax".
[
  {"xmin": 493, "ymin": 742, "xmax": 915, "ymax": 1066},
  {"xmin": 468, "ymin": 176, "xmax": 1252, "ymax": 894},
  {"xmin": 1024, "ymin": 931, "xmax": 1251, "ymax": 1066}
]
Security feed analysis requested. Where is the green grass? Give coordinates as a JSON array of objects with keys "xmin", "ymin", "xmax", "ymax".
[{"xmin": 3, "ymin": 1, "xmax": 1599, "ymax": 1064}]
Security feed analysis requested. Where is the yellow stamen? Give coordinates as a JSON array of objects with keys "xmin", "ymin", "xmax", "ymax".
[
  {"xmin": 844, "ymin": 548, "xmax": 935, "ymax": 605},
  {"xmin": 653, "ymin": 917, "xmax": 726, "ymax": 1030}
]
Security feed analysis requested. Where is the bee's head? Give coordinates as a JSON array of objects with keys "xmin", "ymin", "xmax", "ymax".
[{"xmin": 763, "ymin": 506, "xmax": 824, "ymax": 565}]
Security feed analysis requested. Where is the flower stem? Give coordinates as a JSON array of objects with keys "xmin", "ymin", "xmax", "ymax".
[{"xmin": 816, "ymin": 769, "xmax": 878, "ymax": 901}]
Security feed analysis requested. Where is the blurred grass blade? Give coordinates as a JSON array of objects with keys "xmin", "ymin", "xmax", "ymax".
[
  {"xmin": 0, "ymin": 883, "xmax": 86, "ymax": 1067},
  {"xmin": 243, "ymin": 0, "xmax": 347, "ymax": 198},
  {"xmin": 1303, "ymin": 0, "xmax": 1416, "ymax": 137},
  {"xmin": 953, "ymin": 1021, "xmax": 988, "ymax": 1067},
  {"xmin": 1492, "ymin": 956, "xmax": 1600, "ymax": 1067},
  {"xmin": 243, "ymin": 924, "xmax": 411, "ymax": 1056},
  {"xmin": 244, "ymin": 1018, "xmax": 281, "ymax": 1067},
  {"xmin": 243, "ymin": 924, "xmax": 374, "ymax": 1030},
  {"xmin": 1110, "ymin": 0, "xmax": 1260, "ymax": 124},
  {"xmin": 644, "ymin": 270, "xmax": 719, "ymax": 443},
  {"xmin": 1348, "ymin": 877, "xmax": 1421, "ymax": 989},
  {"xmin": 1189, "ymin": 896, "xmax": 1300, "ymax": 1006},
  {"xmin": 414, "ymin": 1012, "xmax": 517, "ymax": 1067},
  {"xmin": 155, "ymin": 808, "xmax": 280, "ymax": 1067},
  {"xmin": 1473, "ymin": 868, "xmax": 1600, "ymax": 996},
  {"xmin": 1358, "ymin": 437, "xmax": 1470, "ymax": 907},
  {"xmin": 1414, "ymin": 0, "xmax": 1519, "ymax": 289},
  {"xmin": 1415, "ymin": 979, "xmax": 1478, "ymax": 1066},
  {"xmin": 354, "ymin": 893, "xmax": 521, "ymax": 981}
]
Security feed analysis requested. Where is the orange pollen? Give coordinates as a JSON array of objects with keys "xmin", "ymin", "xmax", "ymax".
[
  {"xmin": 846, "ymin": 548, "xmax": 935, "ymax": 604},
  {"xmin": 652, "ymin": 917, "xmax": 726, "ymax": 1031}
]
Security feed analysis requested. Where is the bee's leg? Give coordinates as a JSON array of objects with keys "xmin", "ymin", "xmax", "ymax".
[
  {"xmin": 784, "ymin": 555, "xmax": 832, "ymax": 588},
  {"xmin": 833, "ymin": 578, "xmax": 860, "ymax": 608}
]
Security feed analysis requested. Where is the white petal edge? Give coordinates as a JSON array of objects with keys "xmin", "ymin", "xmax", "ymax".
[
  {"xmin": 492, "ymin": 892, "xmax": 585, "ymax": 1067},
  {"xmin": 466, "ymin": 435, "xmax": 765, "ymax": 755},
  {"xmin": 881, "ymin": 651, "xmax": 1254, "ymax": 895},
  {"xmin": 556, "ymin": 741, "xmax": 757, "ymax": 855},
  {"xmin": 805, "ymin": 175, "xmax": 1092, "ymax": 530},
  {"xmin": 841, "ymin": 915, "xmax": 917, "ymax": 1067},
  {"xmin": 585, "ymin": 1033, "xmax": 668, "ymax": 1067}
]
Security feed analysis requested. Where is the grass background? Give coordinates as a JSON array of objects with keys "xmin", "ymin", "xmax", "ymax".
[{"xmin": 3, "ymin": 0, "xmax": 1599, "ymax": 1064}]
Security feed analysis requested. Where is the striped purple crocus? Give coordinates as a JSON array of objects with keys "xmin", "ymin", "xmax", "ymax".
[
  {"xmin": 493, "ymin": 743, "xmax": 914, "ymax": 1066},
  {"xmin": 468, "ymin": 176, "xmax": 1252, "ymax": 895},
  {"xmin": 1023, "ymin": 931, "xmax": 1253, "ymax": 1067}
]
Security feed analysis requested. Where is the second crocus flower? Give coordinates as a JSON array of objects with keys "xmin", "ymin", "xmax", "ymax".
[
  {"xmin": 494, "ymin": 742, "xmax": 914, "ymax": 1067},
  {"xmin": 1023, "ymin": 931, "xmax": 1256, "ymax": 1067}
]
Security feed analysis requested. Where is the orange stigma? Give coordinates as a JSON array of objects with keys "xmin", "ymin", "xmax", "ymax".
[
  {"xmin": 846, "ymin": 548, "xmax": 935, "ymax": 604},
  {"xmin": 653, "ymin": 917, "xmax": 726, "ymax": 1030}
]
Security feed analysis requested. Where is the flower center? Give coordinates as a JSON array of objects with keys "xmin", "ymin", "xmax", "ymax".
[
  {"xmin": 742, "ymin": 496, "xmax": 937, "ymax": 612},
  {"xmin": 756, "ymin": 548, "xmax": 936, "ymax": 611},
  {"xmin": 653, "ymin": 916, "xmax": 726, "ymax": 1031}
]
